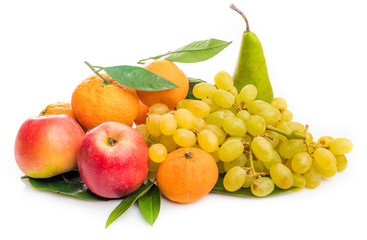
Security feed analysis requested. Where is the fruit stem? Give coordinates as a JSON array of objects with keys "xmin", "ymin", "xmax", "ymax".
[
  {"xmin": 84, "ymin": 61, "xmax": 111, "ymax": 85},
  {"xmin": 266, "ymin": 125, "xmax": 306, "ymax": 140},
  {"xmin": 185, "ymin": 152, "xmax": 193, "ymax": 159},
  {"xmin": 229, "ymin": 3, "xmax": 250, "ymax": 32}
]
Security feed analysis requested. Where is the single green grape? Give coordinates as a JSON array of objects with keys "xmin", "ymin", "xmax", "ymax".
[
  {"xmin": 222, "ymin": 116, "xmax": 247, "ymax": 137},
  {"xmin": 247, "ymin": 100, "xmax": 272, "ymax": 115},
  {"xmin": 291, "ymin": 152, "xmax": 312, "ymax": 174},
  {"xmin": 204, "ymin": 124, "xmax": 227, "ymax": 145},
  {"xmin": 229, "ymin": 86, "xmax": 238, "ymax": 97},
  {"xmin": 263, "ymin": 151, "xmax": 282, "ymax": 170},
  {"xmin": 176, "ymin": 99, "xmax": 190, "ymax": 109},
  {"xmin": 259, "ymin": 107, "xmax": 281, "ymax": 125},
  {"xmin": 178, "ymin": 99, "xmax": 211, "ymax": 119},
  {"xmin": 278, "ymin": 139, "xmax": 305, "ymax": 159},
  {"xmin": 292, "ymin": 173, "xmax": 306, "ymax": 189},
  {"xmin": 135, "ymin": 124, "xmax": 149, "ymax": 139},
  {"xmin": 264, "ymin": 130, "xmax": 280, "ymax": 147},
  {"xmin": 281, "ymin": 109, "xmax": 293, "ymax": 122},
  {"xmin": 146, "ymin": 114, "xmax": 162, "ymax": 137},
  {"xmin": 303, "ymin": 165, "xmax": 321, "ymax": 189},
  {"xmin": 214, "ymin": 71, "xmax": 234, "ymax": 91},
  {"xmin": 335, "ymin": 155, "xmax": 348, "ymax": 172},
  {"xmin": 149, "ymin": 103, "xmax": 170, "ymax": 115},
  {"xmin": 246, "ymin": 115, "xmax": 266, "ymax": 136},
  {"xmin": 159, "ymin": 113, "xmax": 177, "ymax": 135},
  {"xmin": 212, "ymin": 89, "xmax": 236, "ymax": 108},
  {"xmin": 328, "ymin": 138, "xmax": 353, "ymax": 155},
  {"xmin": 271, "ymin": 97, "xmax": 287, "ymax": 112},
  {"xmin": 192, "ymin": 117, "xmax": 206, "ymax": 131},
  {"xmin": 251, "ymin": 177, "xmax": 274, "ymax": 197},
  {"xmin": 197, "ymin": 129, "xmax": 219, "ymax": 153},
  {"xmin": 223, "ymin": 166, "xmax": 247, "ymax": 192},
  {"xmin": 313, "ymin": 148, "xmax": 337, "ymax": 171},
  {"xmin": 236, "ymin": 84, "xmax": 257, "ymax": 107},
  {"xmin": 236, "ymin": 110, "xmax": 251, "ymax": 122},
  {"xmin": 205, "ymin": 110, "xmax": 235, "ymax": 127},
  {"xmin": 174, "ymin": 108, "xmax": 196, "ymax": 129},
  {"xmin": 218, "ymin": 139, "xmax": 244, "ymax": 162},
  {"xmin": 192, "ymin": 83, "xmax": 217, "ymax": 99},
  {"xmin": 288, "ymin": 122, "xmax": 305, "ymax": 133},
  {"xmin": 317, "ymin": 136, "xmax": 334, "ymax": 148},
  {"xmin": 313, "ymin": 161, "xmax": 337, "ymax": 178},
  {"xmin": 149, "ymin": 143, "xmax": 167, "ymax": 163},
  {"xmin": 223, "ymin": 153, "xmax": 247, "ymax": 172},
  {"xmin": 251, "ymin": 136, "xmax": 275, "ymax": 162},
  {"xmin": 270, "ymin": 163, "xmax": 294, "ymax": 189},
  {"xmin": 172, "ymin": 128, "xmax": 197, "ymax": 147},
  {"xmin": 159, "ymin": 134, "xmax": 178, "ymax": 153},
  {"xmin": 201, "ymin": 97, "xmax": 221, "ymax": 113}
]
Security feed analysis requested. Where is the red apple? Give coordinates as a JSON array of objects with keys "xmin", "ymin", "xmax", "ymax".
[
  {"xmin": 14, "ymin": 115, "xmax": 85, "ymax": 178},
  {"xmin": 77, "ymin": 121, "xmax": 149, "ymax": 198}
]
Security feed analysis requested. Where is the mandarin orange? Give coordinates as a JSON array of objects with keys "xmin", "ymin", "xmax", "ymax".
[
  {"xmin": 39, "ymin": 102, "xmax": 78, "ymax": 122},
  {"xmin": 137, "ymin": 60, "xmax": 189, "ymax": 109},
  {"xmin": 134, "ymin": 100, "xmax": 149, "ymax": 126},
  {"xmin": 156, "ymin": 147, "xmax": 218, "ymax": 203},
  {"xmin": 71, "ymin": 74, "xmax": 139, "ymax": 130}
]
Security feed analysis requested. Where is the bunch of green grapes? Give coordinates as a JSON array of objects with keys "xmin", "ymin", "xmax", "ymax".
[{"xmin": 134, "ymin": 70, "xmax": 353, "ymax": 197}]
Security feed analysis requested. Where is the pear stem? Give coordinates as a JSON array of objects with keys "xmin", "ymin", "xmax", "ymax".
[{"xmin": 230, "ymin": 3, "xmax": 250, "ymax": 32}]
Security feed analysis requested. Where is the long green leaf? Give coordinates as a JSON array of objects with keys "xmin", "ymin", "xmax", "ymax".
[
  {"xmin": 138, "ymin": 38, "xmax": 232, "ymax": 64},
  {"xmin": 105, "ymin": 181, "xmax": 154, "ymax": 228},
  {"xmin": 186, "ymin": 77, "xmax": 206, "ymax": 100},
  {"xmin": 138, "ymin": 184, "xmax": 161, "ymax": 226},
  {"xmin": 24, "ymin": 171, "xmax": 106, "ymax": 201},
  {"xmin": 104, "ymin": 65, "xmax": 179, "ymax": 91},
  {"xmin": 210, "ymin": 174, "xmax": 299, "ymax": 197}
]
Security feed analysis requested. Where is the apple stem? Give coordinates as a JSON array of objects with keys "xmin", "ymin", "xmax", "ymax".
[
  {"xmin": 229, "ymin": 3, "xmax": 250, "ymax": 32},
  {"xmin": 108, "ymin": 137, "xmax": 119, "ymax": 146},
  {"xmin": 184, "ymin": 152, "xmax": 193, "ymax": 159}
]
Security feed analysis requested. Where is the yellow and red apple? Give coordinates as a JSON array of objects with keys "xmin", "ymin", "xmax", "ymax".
[
  {"xmin": 14, "ymin": 115, "xmax": 85, "ymax": 178},
  {"xmin": 77, "ymin": 121, "xmax": 149, "ymax": 199}
]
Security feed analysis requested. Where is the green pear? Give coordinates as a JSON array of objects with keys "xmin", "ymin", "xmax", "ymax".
[{"xmin": 230, "ymin": 4, "xmax": 274, "ymax": 103}]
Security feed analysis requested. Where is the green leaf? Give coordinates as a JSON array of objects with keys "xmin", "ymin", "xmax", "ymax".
[
  {"xmin": 186, "ymin": 77, "xmax": 206, "ymax": 100},
  {"xmin": 138, "ymin": 38, "xmax": 232, "ymax": 64},
  {"xmin": 24, "ymin": 171, "xmax": 106, "ymax": 201},
  {"xmin": 105, "ymin": 181, "xmax": 154, "ymax": 228},
  {"xmin": 210, "ymin": 174, "xmax": 299, "ymax": 197},
  {"xmin": 104, "ymin": 65, "xmax": 179, "ymax": 91},
  {"xmin": 138, "ymin": 184, "xmax": 161, "ymax": 226}
]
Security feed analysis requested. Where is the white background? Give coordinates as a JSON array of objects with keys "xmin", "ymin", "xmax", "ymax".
[{"xmin": 1, "ymin": 0, "xmax": 366, "ymax": 239}]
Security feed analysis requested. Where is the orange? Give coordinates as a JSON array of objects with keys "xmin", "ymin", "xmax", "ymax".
[
  {"xmin": 71, "ymin": 74, "xmax": 139, "ymax": 130},
  {"xmin": 156, "ymin": 147, "xmax": 218, "ymax": 203},
  {"xmin": 39, "ymin": 102, "xmax": 78, "ymax": 122},
  {"xmin": 134, "ymin": 100, "xmax": 149, "ymax": 126},
  {"xmin": 137, "ymin": 60, "xmax": 189, "ymax": 109}
]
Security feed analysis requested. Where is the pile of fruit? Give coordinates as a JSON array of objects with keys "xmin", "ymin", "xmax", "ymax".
[{"xmin": 13, "ymin": 4, "xmax": 353, "ymax": 227}]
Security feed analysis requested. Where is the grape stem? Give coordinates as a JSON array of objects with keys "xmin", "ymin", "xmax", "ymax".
[{"xmin": 266, "ymin": 125, "xmax": 306, "ymax": 140}]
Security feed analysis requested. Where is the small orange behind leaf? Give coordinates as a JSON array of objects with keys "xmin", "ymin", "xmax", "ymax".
[
  {"xmin": 156, "ymin": 147, "xmax": 218, "ymax": 203},
  {"xmin": 39, "ymin": 102, "xmax": 78, "ymax": 122},
  {"xmin": 134, "ymin": 100, "xmax": 149, "ymax": 126},
  {"xmin": 137, "ymin": 60, "xmax": 189, "ymax": 109}
]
